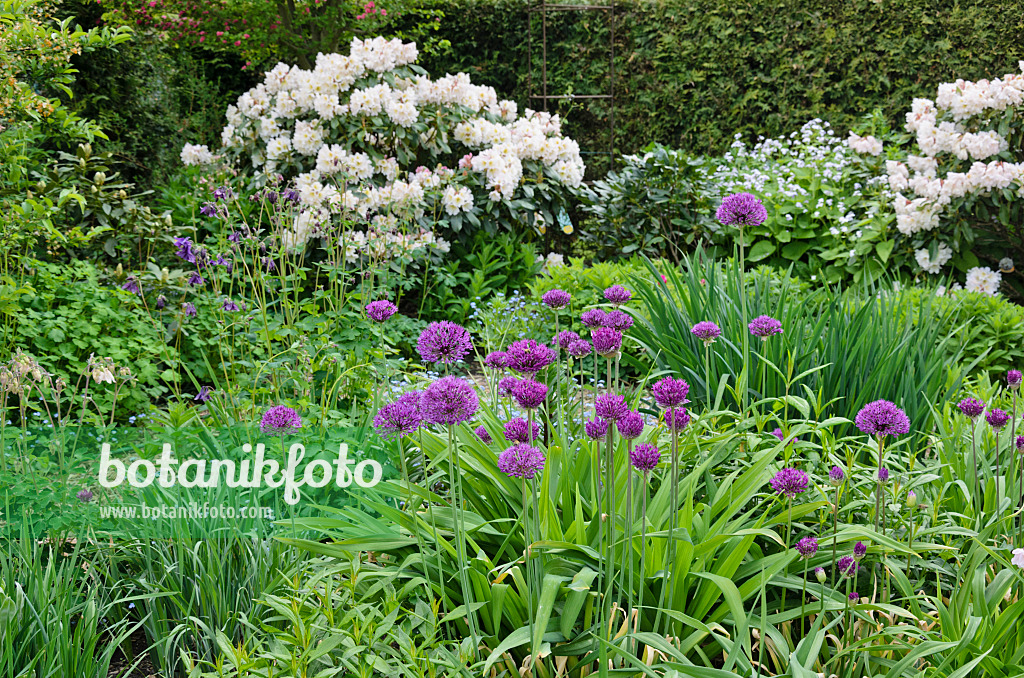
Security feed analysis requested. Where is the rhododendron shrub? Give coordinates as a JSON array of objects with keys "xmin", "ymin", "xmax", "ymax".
[{"xmin": 181, "ymin": 36, "xmax": 585, "ymax": 248}]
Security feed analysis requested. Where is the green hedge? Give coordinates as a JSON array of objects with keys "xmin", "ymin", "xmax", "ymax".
[{"xmin": 421, "ymin": 0, "xmax": 1024, "ymax": 164}]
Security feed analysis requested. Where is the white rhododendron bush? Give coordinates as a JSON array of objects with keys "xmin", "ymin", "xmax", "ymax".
[{"xmin": 181, "ymin": 37, "xmax": 585, "ymax": 249}]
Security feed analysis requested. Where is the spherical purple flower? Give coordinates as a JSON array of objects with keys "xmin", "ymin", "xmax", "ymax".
[
  {"xmin": 716, "ymin": 192, "xmax": 768, "ymax": 227},
  {"xmin": 584, "ymin": 417, "xmax": 609, "ymax": 439},
  {"xmin": 665, "ymin": 407, "xmax": 690, "ymax": 431},
  {"xmin": 542, "ymin": 289, "xmax": 572, "ymax": 309},
  {"xmin": 987, "ymin": 408, "xmax": 1010, "ymax": 430},
  {"xmin": 374, "ymin": 393, "xmax": 423, "ymax": 440},
  {"xmin": 855, "ymin": 400, "xmax": 910, "ymax": 438},
  {"xmin": 417, "ymin": 321, "xmax": 474, "ymax": 365},
  {"xmin": 630, "ymin": 443, "xmax": 661, "ymax": 472},
  {"xmin": 77, "ymin": 489, "xmax": 93, "ymax": 503},
  {"xmin": 183, "ymin": 302, "xmax": 197, "ymax": 318},
  {"xmin": 604, "ymin": 310, "xmax": 634, "ymax": 332},
  {"xmin": 504, "ymin": 339, "xmax": 557, "ymax": 374},
  {"xmin": 260, "ymin": 405, "xmax": 302, "ymax": 436},
  {"xmin": 511, "ymin": 378, "xmax": 548, "ymax": 410},
  {"xmin": 748, "ymin": 315, "xmax": 783, "ymax": 340},
  {"xmin": 604, "ymin": 285, "xmax": 632, "ymax": 305},
  {"xmin": 498, "ymin": 443, "xmax": 546, "ymax": 480},
  {"xmin": 567, "ymin": 340, "xmax": 592, "ymax": 358},
  {"xmin": 795, "ymin": 536, "xmax": 818, "ymax": 558},
  {"xmin": 829, "ymin": 465, "xmax": 845, "ymax": 486},
  {"xmin": 475, "ymin": 425, "xmax": 493, "ymax": 444},
  {"xmin": 957, "ymin": 397, "xmax": 986, "ymax": 420},
  {"xmin": 616, "ymin": 410, "xmax": 645, "ymax": 440},
  {"xmin": 222, "ymin": 298, "xmax": 240, "ymax": 312},
  {"xmin": 853, "ymin": 541, "xmax": 868, "ymax": 560},
  {"xmin": 121, "ymin": 276, "xmax": 141, "ymax": 295},
  {"xmin": 591, "ymin": 327, "xmax": 623, "ymax": 357},
  {"xmin": 194, "ymin": 385, "xmax": 212, "ymax": 403},
  {"xmin": 421, "ymin": 377, "xmax": 479, "ymax": 426},
  {"xmin": 691, "ymin": 321, "xmax": 722, "ymax": 345},
  {"xmin": 849, "ymin": 592, "xmax": 860, "ymax": 602},
  {"xmin": 366, "ymin": 300, "xmax": 398, "ymax": 323},
  {"xmin": 770, "ymin": 467, "xmax": 809, "ymax": 498},
  {"xmin": 595, "ymin": 393, "xmax": 629, "ymax": 421},
  {"xmin": 1008, "ymin": 369, "xmax": 1022, "ymax": 390},
  {"xmin": 652, "ymin": 377, "xmax": 690, "ymax": 408},
  {"xmin": 484, "ymin": 351, "xmax": 508, "ymax": 369},
  {"xmin": 504, "ymin": 417, "xmax": 542, "ymax": 443},
  {"xmin": 771, "ymin": 428, "xmax": 785, "ymax": 441},
  {"xmin": 554, "ymin": 330, "xmax": 581, "ymax": 351},
  {"xmin": 837, "ymin": 555, "xmax": 857, "ymax": 578},
  {"xmin": 497, "ymin": 376, "xmax": 520, "ymax": 399},
  {"xmin": 1017, "ymin": 435, "xmax": 1024, "ymax": 452},
  {"xmin": 581, "ymin": 309, "xmax": 608, "ymax": 329},
  {"xmin": 878, "ymin": 467, "xmax": 889, "ymax": 483}
]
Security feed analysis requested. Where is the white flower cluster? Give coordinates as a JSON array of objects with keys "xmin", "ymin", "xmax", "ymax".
[
  {"xmin": 181, "ymin": 143, "xmax": 215, "ymax": 166},
  {"xmin": 965, "ymin": 266, "xmax": 1002, "ymax": 295},
  {"xmin": 847, "ymin": 133, "xmax": 883, "ymax": 156},
  {"xmin": 914, "ymin": 243, "xmax": 952, "ymax": 274}
]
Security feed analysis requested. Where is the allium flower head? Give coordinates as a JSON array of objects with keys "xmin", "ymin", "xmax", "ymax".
[
  {"xmin": 837, "ymin": 555, "xmax": 857, "ymax": 577},
  {"xmin": 366, "ymin": 300, "xmax": 398, "ymax": 322},
  {"xmin": 504, "ymin": 339, "xmax": 557, "ymax": 374},
  {"xmin": 849, "ymin": 592, "xmax": 859, "ymax": 602},
  {"xmin": 630, "ymin": 443, "xmax": 661, "ymax": 472},
  {"xmin": 497, "ymin": 444, "xmax": 546, "ymax": 480},
  {"xmin": 584, "ymin": 417, "xmax": 609, "ymax": 439},
  {"xmin": 497, "ymin": 376, "xmax": 520, "ymax": 399},
  {"xmin": 1017, "ymin": 435, "xmax": 1024, "ymax": 452},
  {"xmin": 815, "ymin": 567, "xmax": 826, "ymax": 583},
  {"xmin": 1008, "ymin": 370, "xmax": 1022, "ymax": 389},
  {"xmin": 770, "ymin": 467, "xmax": 809, "ymax": 498},
  {"xmin": 796, "ymin": 537, "xmax": 819, "ymax": 558},
  {"xmin": 421, "ymin": 377, "xmax": 479, "ymax": 426},
  {"xmin": 748, "ymin": 315, "xmax": 783, "ymax": 339},
  {"xmin": 595, "ymin": 393, "xmax": 629, "ymax": 421},
  {"xmin": 878, "ymin": 467, "xmax": 890, "ymax": 483},
  {"xmin": 484, "ymin": 351, "xmax": 508, "ymax": 369},
  {"xmin": 374, "ymin": 392, "xmax": 422, "ymax": 440},
  {"xmin": 542, "ymin": 289, "xmax": 572, "ymax": 309},
  {"xmin": 987, "ymin": 408, "xmax": 1010, "ymax": 430},
  {"xmin": 829, "ymin": 465, "xmax": 845, "ymax": 486},
  {"xmin": 581, "ymin": 309, "xmax": 608, "ymax": 329},
  {"xmin": 417, "ymin": 321, "xmax": 473, "ymax": 365},
  {"xmin": 261, "ymin": 405, "xmax": 302, "ymax": 436},
  {"xmin": 604, "ymin": 285, "xmax": 632, "ymax": 305},
  {"xmin": 511, "ymin": 378, "xmax": 548, "ymax": 410},
  {"xmin": 567, "ymin": 340, "xmax": 592, "ymax": 358},
  {"xmin": 771, "ymin": 428, "xmax": 785, "ymax": 441},
  {"xmin": 616, "ymin": 411, "xmax": 645, "ymax": 440},
  {"xmin": 604, "ymin": 310, "xmax": 634, "ymax": 332},
  {"xmin": 504, "ymin": 418, "xmax": 542, "ymax": 443},
  {"xmin": 957, "ymin": 397, "xmax": 985, "ymax": 420},
  {"xmin": 716, "ymin": 192, "xmax": 768, "ymax": 227},
  {"xmin": 665, "ymin": 407, "xmax": 690, "ymax": 431},
  {"xmin": 691, "ymin": 321, "xmax": 721, "ymax": 345},
  {"xmin": 591, "ymin": 327, "xmax": 623, "ymax": 357},
  {"xmin": 853, "ymin": 541, "xmax": 868, "ymax": 560},
  {"xmin": 554, "ymin": 330, "xmax": 581, "ymax": 350},
  {"xmin": 77, "ymin": 489, "xmax": 93, "ymax": 503},
  {"xmin": 475, "ymin": 425, "xmax": 492, "ymax": 444},
  {"xmin": 855, "ymin": 400, "xmax": 910, "ymax": 438},
  {"xmin": 652, "ymin": 377, "xmax": 690, "ymax": 408}
]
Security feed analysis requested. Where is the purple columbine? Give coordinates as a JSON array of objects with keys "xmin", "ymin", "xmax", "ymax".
[
  {"xmin": 604, "ymin": 310, "xmax": 634, "ymax": 332},
  {"xmin": 604, "ymin": 285, "xmax": 632, "ymax": 305},
  {"xmin": 121, "ymin": 276, "xmax": 141, "ymax": 295},
  {"xmin": 497, "ymin": 376, "xmax": 520, "ymax": 399},
  {"xmin": 194, "ymin": 385, "xmax": 212, "ymax": 403},
  {"xmin": 511, "ymin": 378, "xmax": 548, "ymax": 410},
  {"xmin": 155, "ymin": 295, "xmax": 167, "ymax": 309},
  {"xmin": 665, "ymin": 407, "xmax": 690, "ymax": 431},
  {"xmin": 716, "ymin": 192, "xmax": 768, "ymax": 227},
  {"xmin": 853, "ymin": 541, "xmax": 868, "ymax": 560},
  {"xmin": 366, "ymin": 300, "xmax": 398, "ymax": 323},
  {"xmin": 837, "ymin": 555, "xmax": 857, "ymax": 578},
  {"xmin": 630, "ymin": 443, "xmax": 661, "ymax": 472},
  {"xmin": 584, "ymin": 418, "xmax": 609, "ymax": 439},
  {"xmin": 770, "ymin": 467, "xmax": 809, "ymax": 498},
  {"xmin": 591, "ymin": 327, "xmax": 623, "ymax": 357},
  {"xmin": 417, "ymin": 321, "xmax": 473, "ymax": 365},
  {"xmin": 199, "ymin": 202, "xmax": 218, "ymax": 217},
  {"xmin": 542, "ymin": 289, "xmax": 572, "ymax": 309},
  {"xmin": 187, "ymin": 271, "xmax": 205, "ymax": 288},
  {"xmin": 260, "ymin": 405, "xmax": 302, "ymax": 436},
  {"xmin": 183, "ymin": 302, "xmax": 197, "ymax": 318},
  {"xmin": 987, "ymin": 408, "xmax": 1010, "ymax": 430},
  {"xmin": 373, "ymin": 392, "xmax": 423, "ymax": 440},
  {"xmin": 957, "ymin": 397, "xmax": 986, "ymax": 420},
  {"xmin": 77, "ymin": 489, "xmax": 93, "ymax": 503},
  {"xmin": 475, "ymin": 426, "xmax": 492, "ymax": 444},
  {"xmin": 748, "ymin": 315, "xmax": 783, "ymax": 339},
  {"xmin": 497, "ymin": 443, "xmax": 546, "ymax": 480},
  {"xmin": 855, "ymin": 400, "xmax": 910, "ymax": 438},
  {"xmin": 595, "ymin": 393, "xmax": 629, "ymax": 421},
  {"xmin": 174, "ymin": 236, "xmax": 196, "ymax": 263},
  {"xmin": 691, "ymin": 321, "xmax": 722, "ymax": 345},
  {"xmin": 581, "ymin": 309, "xmax": 608, "ymax": 329},
  {"xmin": 567, "ymin": 340, "xmax": 592, "ymax": 358},
  {"xmin": 504, "ymin": 340, "xmax": 557, "ymax": 374},
  {"xmin": 796, "ymin": 536, "xmax": 819, "ymax": 558},
  {"xmin": 878, "ymin": 467, "xmax": 889, "ymax": 482},
  {"xmin": 213, "ymin": 185, "xmax": 233, "ymax": 201},
  {"xmin": 652, "ymin": 377, "xmax": 690, "ymax": 408},
  {"xmin": 484, "ymin": 351, "xmax": 508, "ymax": 369},
  {"xmin": 829, "ymin": 465, "xmax": 845, "ymax": 486},
  {"xmin": 1008, "ymin": 370, "xmax": 1022, "ymax": 390},
  {"xmin": 504, "ymin": 418, "xmax": 542, "ymax": 444},
  {"xmin": 421, "ymin": 377, "xmax": 478, "ymax": 426},
  {"xmin": 616, "ymin": 411, "xmax": 645, "ymax": 440},
  {"xmin": 554, "ymin": 330, "xmax": 581, "ymax": 350},
  {"xmin": 222, "ymin": 298, "xmax": 240, "ymax": 312}
]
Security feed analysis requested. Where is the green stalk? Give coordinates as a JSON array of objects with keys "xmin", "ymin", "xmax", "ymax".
[
  {"xmin": 830, "ymin": 484, "xmax": 840, "ymax": 589},
  {"xmin": 971, "ymin": 422, "xmax": 980, "ymax": 513},
  {"xmin": 800, "ymin": 558, "xmax": 809, "ymax": 638},
  {"xmin": 874, "ymin": 435, "xmax": 886, "ymax": 534},
  {"xmin": 782, "ymin": 497, "xmax": 792, "ymax": 615},
  {"xmin": 523, "ymin": 478, "xmax": 536, "ymax": 669},
  {"xmin": 447, "ymin": 425, "xmax": 480, "ymax": 660},
  {"xmin": 626, "ymin": 442, "xmax": 634, "ymax": 650}
]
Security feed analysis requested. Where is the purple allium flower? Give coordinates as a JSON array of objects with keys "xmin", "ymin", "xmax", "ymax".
[
  {"xmin": 554, "ymin": 331, "xmax": 581, "ymax": 351},
  {"xmin": 878, "ymin": 467, "xmax": 889, "ymax": 483},
  {"xmin": 796, "ymin": 536, "xmax": 819, "ymax": 558},
  {"xmin": 855, "ymin": 400, "xmax": 911, "ymax": 438},
  {"xmin": 183, "ymin": 302, "xmax": 197, "ymax": 318},
  {"xmin": 497, "ymin": 443, "xmax": 546, "ymax": 480},
  {"xmin": 260, "ymin": 405, "xmax": 302, "ymax": 436},
  {"xmin": 504, "ymin": 340, "xmax": 557, "ymax": 374},
  {"xmin": 194, "ymin": 385, "xmax": 212, "ymax": 403},
  {"xmin": 542, "ymin": 289, "xmax": 572, "ymax": 309},
  {"xmin": 417, "ymin": 321, "xmax": 474, "ymax": 365},
  {"xmin": 77, "ymin": 489, "xmax": 93, "ymax": 503},
  {"xmin": 716, "ymin": 192, "xmax": 768, "ymax": 227},
  {"xmin": 837, "ymin": 555, "xmax": 857, "ymax": 578},
  {"xmin": 691, "ymin": 321, "xmax": 722, "ymax": 345},
  {"xmin": 421, "ymin": 377, "xmax": 479, "ymax": 426},
  {"xmin": 567, "ymin": 340, "xmax": 592, "ymax": 358},
  {"xmin": 957, "ymin": 398, "xmax": 986, "ymax": 420},
  {"xmin": 475, "ymin": 425, "xmax": 492, "ymax": 444},
  {"xmin": 652, "ymin": 377, "xmax": 690, "ymax": 408},
  {"xmin": 665, "ymin": 407, "xmax": 690, "ymax": 431},
  {"xmin": 616, "ymin": 411, "xmax": 645, "ymax": 440},
  {"xmin": 987, "ymin": 408, "xmax": 1010, "ymax": 430},
  {"xmin": 595, "ymin": 393, "xmax": 629, "ymax": 421},
  {"xmin": 511, "ymin": 378, "xmax": 548, "ymax": 410},
  {"xmin": 771, "ymin": 428, "xmax": 785, "ymax": 441},
  {"xmin": 829, "ymin": 465, "xmax": 845, "ymax": 486},
  {"xmin": 853, "ymin": 541, "xmax": 867, "ymax": 560},
  {"xmin": 121, "ymin": 276, "xmax": 141, "ymax": 295},
  {"xmin": 604, "ymin": 285, "xmax": 632, "ymax": 305},
  {"xmin": 581, "ymin": 309, "xmax": 608, "ymax": 329},
  {"xmin": 504, "ymin": 417, "xmax": 542, "ymax": 443},
  {"xmin": 155, "ymin": 295, "xmax": 167, "ymax": 309},
  {"xmin": 748, "ymin": 315, "xmax": 783, "ymax": 339},
  {"xmin": 1008, "ymin": 370, "xmax": 1022, "ymax": 390},
  {"xmin": 770, "ymin": 467, "xmax": 809, "ymax": 498},
  {"xmin": 174, "ymin": 237, "xmax": 196, "ymax": 263},
  {"xmin": 222, "ymin": 298, "xmax": 240, "ymax": 312},
  {"xmin": 907, "ymin": 490, "xmax": 917, "ymax": 508},
  {"xmin": 497, "ymin": 376, "xmax": 520, "ymax": 399},
  {"xmin": 213, "ymin": 185, "xmax": 233, "ymax": 201},
  {"xmin": 814, "ymin": 566, "xmax": 826, "ymax": 583},
  {"xmin": 591, "ymin": 327, "xmax": 623, "ymax": 357},
  {"xmin": 199, "ymin": 202, "xmax": 218, "ymax": 217},
  {"xmin": 366, "ymin": 300, "xmax": 398, "ymax": 323},
  {"xmin": 849, "ymin": 592, "xmax": 859, "ymax": 602},
  {"xmin": 604, "ymin": 310, "xmax": 634, "ymax": 332},
  {"xmin": 373, "ymin": 392, "xmax": 422, "ymax": 440},
  {"xmin": 1017, "ymin": 435, "xmax": 1024, "ymax": 452},
  {"xmin": 484, "ymin": 351, "xmax": 508, "ymax": 369},
  {"xmin": 584, "ymin": 417, "xmax": 609, "ymax": 439},
  {"xmin": 630, "ymin": 443, "xmax": 661, "ymax": 472}
]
